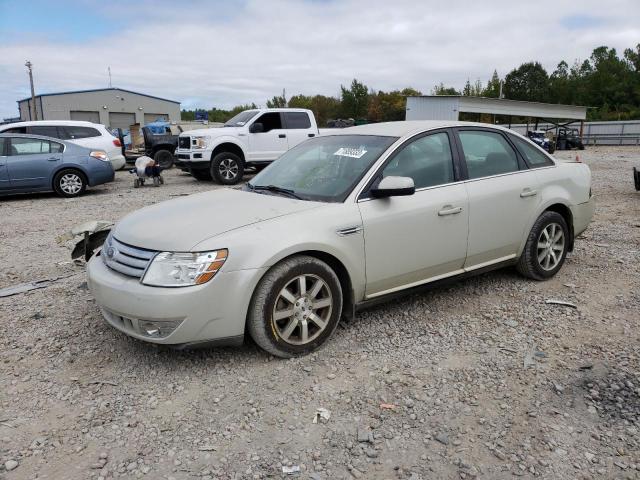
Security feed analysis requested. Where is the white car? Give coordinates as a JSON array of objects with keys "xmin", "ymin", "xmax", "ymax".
[
  {"xmin": 0, "ymin": 120, "xmax": 126, "ymax": 170},
  {"xmin": 87, "ymin": 121, "xmax": 594, "ymax": 357}
]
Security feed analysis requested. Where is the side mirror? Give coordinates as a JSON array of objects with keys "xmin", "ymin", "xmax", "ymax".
[
  {"xmin": 371, "ymin": 176, "xmax": 415, "ymax": 198},
  {"xmin": 249, "ymin": 122, "xmax": 264, "ymax": 134}
]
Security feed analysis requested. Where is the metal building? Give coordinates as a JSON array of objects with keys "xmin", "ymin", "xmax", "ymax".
[
  {"xmin": 406, "ymin": 95, "xmax": 586, "ymax": 125},
  {"xmin": 17, "ymin": 88, "xmax": 181, "ymax": 129}
]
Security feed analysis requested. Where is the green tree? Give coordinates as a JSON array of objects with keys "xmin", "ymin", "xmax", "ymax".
[
  {"xmin": 266, "ymin": 95, "xmax": 287, "ymax": 108},
  {"xmin": 503, "ymin": 62, "xmax": 550, "ymax": 102},
  {"xmin": 483, "ymin": 70, "xmax": 501, "ymax": 97},
  {"xmin": 340, "ymin": 79, "xmax": 369, "ymax": 118},
  {"xmin": 432, "ymin": 83, "xmax": 460, "ymax": 95}
]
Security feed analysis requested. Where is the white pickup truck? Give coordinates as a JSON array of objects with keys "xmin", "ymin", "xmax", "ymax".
[{"xmin": 175, "ymin": 108, "xmax": 320, "ymax": 184}]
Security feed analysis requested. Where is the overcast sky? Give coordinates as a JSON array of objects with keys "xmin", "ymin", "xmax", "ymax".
[{"xmin": 1, "ymin": 0, "xmax": 639, "ymax": 119}]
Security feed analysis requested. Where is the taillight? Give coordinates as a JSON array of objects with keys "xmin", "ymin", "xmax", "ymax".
[{"xmin": 113, "ymin": 138, "xmax": 122, "ymax": 147}]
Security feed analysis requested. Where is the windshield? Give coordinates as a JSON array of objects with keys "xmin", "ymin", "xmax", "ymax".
[
  {"xmin": 224, "ymin": 110, "xmax": 259, "ymax": 127},
  {"xmin": 248, "ymin": 135, "xmax": 398, "ymax": 202}
]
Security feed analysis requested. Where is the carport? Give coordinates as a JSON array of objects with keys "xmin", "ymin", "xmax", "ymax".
[{"xmin": 405, "ymin": 95, "xmax": 587, "ymax": 138}]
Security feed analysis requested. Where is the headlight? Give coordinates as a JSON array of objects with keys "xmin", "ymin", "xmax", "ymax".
[
  {"xmin": 192, "ymin": 136, "xmax": 208, "ymax": 149},
  {"xmin": 90, "ymin": 150, "xmax": 110, "ymax": 162},
  {"xmin": 142, "ymin": 249, "xmax": 227, "ymax": 287}
]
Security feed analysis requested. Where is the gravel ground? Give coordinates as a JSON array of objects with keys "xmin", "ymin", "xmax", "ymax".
[{"xmin": 1, "ymin": 147, "xmax": 639, "ymax": 480}]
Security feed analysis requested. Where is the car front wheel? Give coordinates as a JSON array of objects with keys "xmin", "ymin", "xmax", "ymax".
[
  {"xmin": 247, "ymin": 256, "xmax": 343, "ymax": 358},
  {"xmin": 517, "ymin": 211, "xmax": 569, "ymax": 280}
]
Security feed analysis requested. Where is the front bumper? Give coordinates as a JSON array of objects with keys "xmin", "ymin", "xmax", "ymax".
[
  {"xmin": 87, "ymin": 252, "xmax": 266, "ymax": 346},
  {"xmin": 571, "ymin": 195, "xmax": 595, "ymax": 237}
]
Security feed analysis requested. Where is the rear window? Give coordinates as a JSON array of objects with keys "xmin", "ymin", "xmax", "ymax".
[
  {"xmin": 62, "ymin": 126, "xmax": 101, "ymax": 139},
  {"xmin": 284, "ymin": 112, "xmax": 311, "ymax": 129}
]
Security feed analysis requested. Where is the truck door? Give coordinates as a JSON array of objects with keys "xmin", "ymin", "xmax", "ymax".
[
  {"xmin": 283, "ymin": 112, "xmax": 317, "ymax": 149},
  {"xmin": 247, "ymin": 112, "xmax": 288, "ymax": 162}
]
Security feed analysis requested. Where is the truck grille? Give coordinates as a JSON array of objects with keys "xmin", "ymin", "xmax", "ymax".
[
  {"xmin": 178, "ymin": 136, "xmax": 190, "ymax": 149},
  {"xmin": 102, "ymin": 235, "xmax": 157, "ymax": 279}
]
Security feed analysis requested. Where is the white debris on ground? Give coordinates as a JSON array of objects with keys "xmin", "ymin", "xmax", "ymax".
[{"xmin": 0, "ymin": 147, "xmax": 639, "ymax": 479}]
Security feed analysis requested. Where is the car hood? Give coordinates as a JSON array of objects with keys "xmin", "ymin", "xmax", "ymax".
[
  {"xmin": 181, "ymin": 126, "xmax": 241, "ymax": 137},
  {"xmin": 113, "ymin": 188, "xmax": 321, "ymax": 251}
]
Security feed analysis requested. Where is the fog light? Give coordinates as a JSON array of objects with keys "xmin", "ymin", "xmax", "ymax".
[{"xmin": 138, "ymin": 319, "xmax": 183, "ymax": 338}]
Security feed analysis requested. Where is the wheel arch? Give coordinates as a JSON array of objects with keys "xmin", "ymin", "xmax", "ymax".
[
  {"xmin": 211, "ymin": 142, "xmax": 245, "ymax": 163},
  {"xmin": 249, "ymin": 249, "xmax": 356, "ymax": 324},
  {"xmin": 544, "ymin": 202, "xmax": 574, "ymax": 251},
  {"xmin": 51, "ymin": 166, "xmax": 88, "ymax": 189}
]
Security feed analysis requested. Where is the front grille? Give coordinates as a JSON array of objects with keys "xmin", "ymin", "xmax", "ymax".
[
  {"xmin": 102, "ymin": 236, "xmax": 157, "ymax": 279},
  {"xmin": 178, "ymin": 136, "xmax": 190, "ymax": 149}
]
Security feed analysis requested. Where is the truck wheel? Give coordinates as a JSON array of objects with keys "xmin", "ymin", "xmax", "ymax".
[
  {"xmin": 211, "ymin": 152, "xmax": 244, "ymax": 185},
  {"xmin": 191, "ymin": 169, "xmax": 212, "ymax": 181},
  {"xmin": 153, "ymin": 149, "xmax": 174, "ymax": 169},
  {"xmin": 247, "ymin": 255, "xmax": 343, "ymax": 358}
]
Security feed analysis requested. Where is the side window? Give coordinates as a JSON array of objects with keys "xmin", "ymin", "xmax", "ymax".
[
  {"xmin": 253, "ymin": 113, "xmax": 282, "ymax": 133},
  {"xmin": 9, "ymin": 137, "xmax": 51, "ymax": 155},
  {"xmin": 458, "ymin": 130, "xmax": 520, "ymax": 179},
  {"xmin": 29, "ymin": 126, "xmax": 61, "ymax": 138},
  {"xmin": 382, "ymin": 132, "xmax": 455, "ymax": 189},
  {"xmin": 62, "ymin": 126, "xmax": 101, "ymax": 139},
  {"xmin": 2, "ymin": 127, "xmax": 27, "ymax": 134},
  {"xmin": 50, "ymin": 141, "xmax": 64, "ymax": 153},
  {"xmin": 284, "ymin": 112, "xmax": 311, "ymax": 129},
  {"xmin": 510, "ymin": 135, "xmax": 554, "ymax": 167}
]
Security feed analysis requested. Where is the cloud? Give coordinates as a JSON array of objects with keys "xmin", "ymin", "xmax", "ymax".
[{"xmin": 1, "ymin": 0, "xmax": 639, "ymax": 119}]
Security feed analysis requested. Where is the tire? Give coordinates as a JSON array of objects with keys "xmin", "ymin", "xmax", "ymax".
[
  {"xmin": 516, "ymin": 211, "xmax": 569, "ymax": 280},
  {"xmin": 191, "ymin": 169, "xmax": 212, "ymax": 181},
  {"xmin": 247, "ymin": 256, "xmax": 343, "ymax": 358},
  {"xmin": 53, "ymin": 169, "xmax": 87, "ymax": 198},
  {"xmin": 211, "ymin": 152, "xmax": 244, "ymax": 185},
  {"xmin": 153, "ymin": 149, "xmax": 174, "ymax": 169}
]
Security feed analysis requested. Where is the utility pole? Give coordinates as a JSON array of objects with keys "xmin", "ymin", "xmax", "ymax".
[{"xmin": 25, "ymin": 60, "xmax": 37, "ymax": 120}]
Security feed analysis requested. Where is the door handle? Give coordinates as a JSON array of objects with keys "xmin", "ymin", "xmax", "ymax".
[
  {"xmin": 47, "ymin": 157, "xmax": 60, "ymax": 161},
  {"xmin": 308, "ymin": 133, "xmax": 315, "ymax": 137},
  {"xmin": 278, "ymin": 134, "xmax": 286, "ymax": 138},
  {"xmin": 438, "ymin": 205, "xmax": 463, "ymax": 216},
  {"xmin": 520, "ymin": 188, "xmax": 538, "ymax": 198}
]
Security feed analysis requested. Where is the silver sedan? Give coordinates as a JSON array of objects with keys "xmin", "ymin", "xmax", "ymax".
[{"xmin": 87, "ymin": 121, "xmax": 594, "ymax": 357}]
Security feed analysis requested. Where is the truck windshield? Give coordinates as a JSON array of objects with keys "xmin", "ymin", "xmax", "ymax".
[
  {"xmin": 224, "ymin": 110, "xmax": 259, "ymax": 127},
  {"xmin": 247, "ymin": 135, "xmax": 398, "ymax": 203}
]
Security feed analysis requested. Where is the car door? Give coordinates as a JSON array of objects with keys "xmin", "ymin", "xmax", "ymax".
[
  {"xmin": 283, "ymin": 112, "xmax": 316, "ymax": 148},
  {"xmin": 247, "ymin": 112, "xmax": 288, "ymax": 162},
  {"xmin": 7, "ymin": 137, "xmax": 62, "ymax": 189},
  {"xmin": 0, "ymin": 138, "xmax": 10, "ymax": 190},
  {"xmin": 358, "ymin": 130, "xmax": 469, "ymax": 297},
  {"xmin": 454, "ymin": 128, "xmax": 541, "ymax": 268}
]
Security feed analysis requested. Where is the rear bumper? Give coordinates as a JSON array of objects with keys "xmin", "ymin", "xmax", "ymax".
[
  {"xmin": 110, "ymin": 153, "xmax": 126, "ymax": 170},
  {"xmin": 571, "ymin": 196, "xmax": 595, "ymax": 237}
]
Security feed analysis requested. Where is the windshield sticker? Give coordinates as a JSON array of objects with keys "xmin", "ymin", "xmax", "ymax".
[{"xmin": 334, "ymin": 147, "xmax": 367, "ymax": 159}]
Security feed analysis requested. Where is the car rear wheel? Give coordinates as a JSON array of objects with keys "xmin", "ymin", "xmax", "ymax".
[
  {"xmin": 53, "ymin": 169, "xmax": 87, "ymax": 197},
  {"xmin": 211, "ymin": 152, "xmax": 244, "ymax": 185},
  {"xmin": 516, "ymin": 211, "xmax": 569, "ymax": 280},
  {"xmin": 247, "ymin": 256, "xmax": 343, "ymax": 358},
  {"xmin": 153, "ymin": 149, "xmax": 174, "ymax": 169}
]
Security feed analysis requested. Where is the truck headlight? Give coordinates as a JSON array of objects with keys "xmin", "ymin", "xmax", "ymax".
[
  {"xmin": 192, "ymin": 136, "xmax": 208, "ymax": 149},
  {"xmin": 142, "ymin": 249, "xmax": 227, "ymax": 287}
]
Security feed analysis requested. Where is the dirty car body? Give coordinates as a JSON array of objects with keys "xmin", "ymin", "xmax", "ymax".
[{"xmin": 87, "ymin": 121, "xmax": 594, "ymax": 357}]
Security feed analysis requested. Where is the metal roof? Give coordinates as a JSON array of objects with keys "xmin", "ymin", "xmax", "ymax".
[
  {"xmin": 406, "ymin": 95, "xmax": 586, "ymax": 121},
  {"xmin": 17, "ymin": 87, "xmax": 180, "ymax": 105}
]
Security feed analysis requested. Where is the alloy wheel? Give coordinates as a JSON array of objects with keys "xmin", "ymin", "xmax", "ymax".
[
  {"xmin": 537, "ymin": 222, "xmax": 565, "ymax": 271},
  {"xmin": 60, "ymin": 173, "xmax": 83, "ymax": 195},
  {"xmin": 272, "ymin": 274, "xmax": 333, "ymax": 345},
  {"xmin": 218, "ymin": 158, "xmax": 239, "ymax": 181}
]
